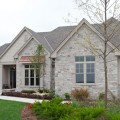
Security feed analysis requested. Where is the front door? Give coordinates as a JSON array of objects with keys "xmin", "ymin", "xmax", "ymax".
[{"xmin": 10, "ymin": 66, "xmax": 16, "ymax": 88}]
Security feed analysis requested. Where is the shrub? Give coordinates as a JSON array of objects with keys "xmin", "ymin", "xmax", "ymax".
[
  {"xmin": 32, "ymin": 97, "xmax": 107, "ymax": 120},
  {"xmin": 32, "ymin": 97, "xmax": 73, "ymax": 120},
  {"xmin": 49, "ymin": 90, "xmax": 55, "ymax": 98},
  {"xmin": 106, "ymin": 113, "xmax": 120, "ymax": 120},
  {"xmin": 98, "ymin": 92, "xmax": 105, "ymax": 100},
  {"xmin": 38, "ymin": 89, "xmax": 44, "ymax": 93},
  {"xmin": 21, "ymin": 90, "xmax": 36, "ymax": 94},
  {"xmin": 71, "ymin": 88, "xmax": 89, "ymax": 101},
  {"xmin": 64, "ymin": 93, "xmax": 70, "ymax": 100},
  {"xmin": 38, "ymin": 89, "xmax": 50, "ymax": 93},
  {"xmin": 59, "ymin": 107, "xmax": 105, "ymax": 120},
  {"xmin": 71, "ymin": 100, "xmax": 80, "ymax": 108}
]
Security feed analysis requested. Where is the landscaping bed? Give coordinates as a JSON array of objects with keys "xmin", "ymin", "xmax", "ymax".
[
  {"xmin": 21, "ymin": 104, "xmax": 39, "ymax": 120},
  {"xmin": 2, "ymin": 91, "xmax": 52, "ymax": 100},
  {"xmin": 30, "ymin": 97, "xmax": 120, "ymax": 120}
]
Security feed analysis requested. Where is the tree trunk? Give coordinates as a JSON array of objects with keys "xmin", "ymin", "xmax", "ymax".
[
  {"xmin": 104, "ymin": 0, "xmax": 108, "ymax": 109},
  {"xmin": 104, "ymin": 54, "xmax": 108, "ymax": 109}
]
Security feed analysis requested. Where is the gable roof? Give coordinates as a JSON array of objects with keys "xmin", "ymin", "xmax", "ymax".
[
  {"xmin": 0, "ymin": 27, "xmax": 31, "ymax": 58},
  {"xmin": 93, "ymin": 17, "xmax": 120, "ymax": 49},
  {"xmin": 0, "ymin": 17, "xmax": 120, "ymax": 57},
  {"xmin": 0, "ymin": 43, "xmax": 10, "ymax": 55},
  {"xmin": 37, "ymin": 26, "xmax": 76, "ymax": 50},
  {"xmin": 51, "ymin": 18, "xmax": 118, "ymax": 57}
]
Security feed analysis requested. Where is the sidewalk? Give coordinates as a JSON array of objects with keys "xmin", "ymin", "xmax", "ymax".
[{"xmin": 0, "ymin": 96, "xmax": 43, "ymax": 103}]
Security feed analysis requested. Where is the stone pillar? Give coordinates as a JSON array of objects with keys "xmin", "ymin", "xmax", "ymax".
[{"xmin": 0, "ymin": 64, "xmax": 3, "ymax": 95}]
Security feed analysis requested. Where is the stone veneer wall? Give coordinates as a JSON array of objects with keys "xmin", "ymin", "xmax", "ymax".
[
  {"xmin": 16, "ymin": 39, "xmax": 51, "ymax": 91},
  {"xmin": 55, "ymin": 24, "xmax": 118, "ymax": 99}
]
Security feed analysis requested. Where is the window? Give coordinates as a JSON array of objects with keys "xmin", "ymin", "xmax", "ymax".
[
  {"xmin": 75, "ymin": 56, "xmax": 95, "ymax": 83},
  {"xmin": 25, "ymin": 65, "xmax": 39, "ymax": 86}
]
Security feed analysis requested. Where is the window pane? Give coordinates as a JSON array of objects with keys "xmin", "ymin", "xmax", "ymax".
[
  {"xmin": 80, "ymin": 69, "xmax": 83, "ymax": 73},
  {"xmin": 30, "ymin": 78, "xmax": 34, "ymax": 85},
  {"xmin": 36, "ymin": 78, "xmax": 39, "ymax": 85},
  {"xmin": 76, "ymin": 63, "xmax": 83, "ymax": 73},
  {"xmin": 76, "ymin": 64, "xmax": 79, "ymax": 69},
  {"xmin": 30, "ymin": 70, "xmax": 34, "ymax": 77},
  {"xmin": 91, "ymin": 63, "xmax": 94, "ymax": 68},
  {"xmin": 87, "ymin": 63, "xmax": 94, "ymax": 73},
  {"xmin": 76, "ymin": 69, "xmax": 79, "ymax": 73},
  {"xmin": 91, "ymin": 68, "xmax": 94, "ymax": 72},
  {"xmin": 91, "ymin": 56, "xmax": 95, "ymax": 61},
  {"xmin": 25, "ymin": 65, "xmax": 29, "ymax": 68},
  {"xmin": 76, "ymin": 74, "xmax": 84, "ymax": 83},
  {"xmin": 25, "ymin": 70, "xmax": 29, "ymax": 77},
  {"xmin": 87, "ymin": 68, "xmax": 90, "ymax": 73},
  {"xmin": 79, "ymin": 56, "xmax": 84, "ymax": 61},
  {"xmin": 86, "ymin": 56, "xmax": 95, "ymax": 61},
  {"xmin": 75, "ymin": 56, "xmax": 84, "ymax": 62},
  {"xmin": 87, "ymin": 63, "xmax": 91, "ymax": 73},
  {"xmin": 36, "ymin": 69, "xmax": 39, "ymax": 75},
  {"xmin": 30, "ymin": 65, "xmax": 34, "ymax": 68},
  {"xmin": 87, "ymin": 63, "xmax": 90, "ymax": 69},
  {"xmin": 87, "ymin": 74, "xmax": 95, "ymax": 83},
  {"xmin": 25, "ymin": 78, "xmax": 29, "ymax": 85}
]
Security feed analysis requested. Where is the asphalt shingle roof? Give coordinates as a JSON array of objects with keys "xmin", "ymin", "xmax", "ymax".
[
  {"xmin": 0, "ymin": 17, "xmax": 120, "ymax": 55},
  {"xmin": 0, "ymin": 43, "xmax": 10, "ymax": 55},
  {"xmin": 93, "ymin": 17, "xmax": 120, "ymax": 49},
  {"xmin": 37, "ymin": 26, "xmax": 76, "ymax": 51}
]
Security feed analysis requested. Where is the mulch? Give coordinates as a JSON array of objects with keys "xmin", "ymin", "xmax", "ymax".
[{"xmin": 21, "ymin": 104, "xmax": 39, "ymax": 120}]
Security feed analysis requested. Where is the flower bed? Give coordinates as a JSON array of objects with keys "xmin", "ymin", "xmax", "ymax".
[{"xmin": 2, "ymin": 92, "xmax": 52, "ymax": 100}]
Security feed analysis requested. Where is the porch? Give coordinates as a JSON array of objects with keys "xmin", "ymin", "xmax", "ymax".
[{"xmin": 2, "ymin": 65, "xmax": 16, "ymax": 92}]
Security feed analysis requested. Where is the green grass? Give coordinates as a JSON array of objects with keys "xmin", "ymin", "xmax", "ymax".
[{"xmin": 0, "ymin": 100, "xmax": 26, "ymax": 120}]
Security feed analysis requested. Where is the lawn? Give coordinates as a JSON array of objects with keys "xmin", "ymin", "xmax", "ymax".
[{"xmin": 0, "ymin": 100, "xmax": 26, "ymax": 120}]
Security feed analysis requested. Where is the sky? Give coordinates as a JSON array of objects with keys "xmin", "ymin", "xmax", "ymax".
[{"xmin": 0, "ymin": 0, "xmax": 85, "ymax": 46}]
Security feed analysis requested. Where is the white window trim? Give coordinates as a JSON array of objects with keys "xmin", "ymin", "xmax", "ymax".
[
  {"xmin": 75, "ymin": 56, "xmax": 96, "ymax": 85},
  {"xmin": 24, "ymin": 65, "xmax": 39, "ymax": 87}
]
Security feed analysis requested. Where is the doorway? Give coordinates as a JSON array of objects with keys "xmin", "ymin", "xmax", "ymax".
[{"xmin": 10, "ymin": 66, "xmax": 16, "ymax": 88}]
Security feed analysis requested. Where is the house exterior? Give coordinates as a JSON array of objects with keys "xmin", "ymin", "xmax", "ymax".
[{"xmin": 0, "ymin": 18, "xmax": 120, "ymax": 99}]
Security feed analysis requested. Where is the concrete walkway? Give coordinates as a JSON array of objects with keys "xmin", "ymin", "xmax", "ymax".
[{"xmin": 0, "ymin": 96, "xmax": 43, "ymax": 103}]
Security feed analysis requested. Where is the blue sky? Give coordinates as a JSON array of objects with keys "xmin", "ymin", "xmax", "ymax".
[{"xmin": 0, "ymin": 0, "xmax": 85, "ymax": 46}]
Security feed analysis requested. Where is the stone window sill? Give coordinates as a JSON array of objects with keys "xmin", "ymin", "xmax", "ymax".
[{"xmin": 74, "ymin": 83, "xmax": 96, "ymax": 86}]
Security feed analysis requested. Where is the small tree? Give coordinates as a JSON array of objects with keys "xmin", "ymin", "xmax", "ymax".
[
  {"xmin": 31, "ymin": 44, "xmax": 45, "ymax": 90},
  {"xmin": 74, "ymin": 0, "xmax": 120, "ymax": 109}
]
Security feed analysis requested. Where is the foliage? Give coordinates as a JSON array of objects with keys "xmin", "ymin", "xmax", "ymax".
[
  {"xmin": 0, "ymin": 100, "xmax": 26, "ymax": 120},
  {"xmin": 32, "ymin": 97, "xmax": 73, "ymax": 120},
  {"xmin": 38, "ymin": 89, "xmax": 50, "ymax": 93},
  {"xmin": 2, "ymin": 92, "xmax": 52, "ymax": 100},
  {"xmin": 32, "ymin": 97, "xmax": 108, "ymax": 120},
  {"xmin": 59, "ymin": 107, "xmax": 105, "ymax": 120},
  {"xmin": 21, "ymin": 90, "xmax": 36, "ymax": 94},
  {"xmin": 31, "ymin": 44, "xmax": 45, "ymax": 90},
  {"xmin": 64, "ymin": 93, "xmax": 71, "ymax": 100},
  {"xmin": 71, "ymin": 100, "xmax": 80, "ymax": 108},
  {"xmin": 71, "ymin": 88, "xmax": 89, "ymax": 101},
  {"xmin": 98, "ymin": 93, "xmax": 105, "ymax": 100},
  {"xmin": 49, "ymin": 90, "xmax": 55, "ymax": 98}
]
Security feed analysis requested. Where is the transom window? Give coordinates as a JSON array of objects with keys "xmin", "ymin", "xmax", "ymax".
[
  {"xmin": 25, "ymin": 65, "xmax": 39, "ymax": 86},
  {"xmin": 75, "ymin": 56, "xmax": 95, "ymax": 83}
]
